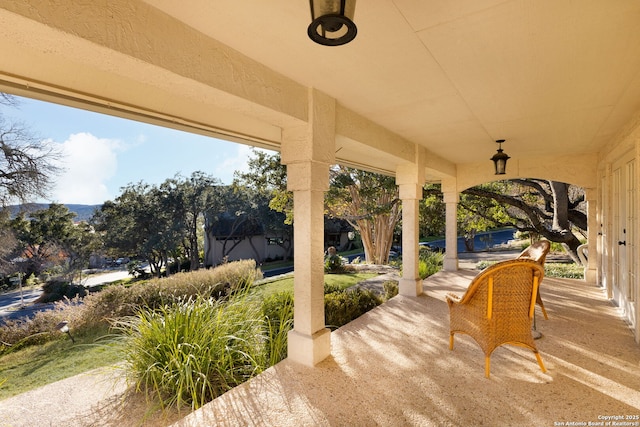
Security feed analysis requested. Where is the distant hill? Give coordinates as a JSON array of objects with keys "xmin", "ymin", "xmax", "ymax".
[{"xmin": 7, "ymin": 204, "xmax": 102, "ymax": 222}]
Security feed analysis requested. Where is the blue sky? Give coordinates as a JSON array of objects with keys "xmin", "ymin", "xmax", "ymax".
[{"xmin": 0, "ymin": 95, "xmax": 263, "ymax": 205}]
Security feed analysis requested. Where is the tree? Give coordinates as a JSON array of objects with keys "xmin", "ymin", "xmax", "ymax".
[
  {"xmin": 0, "ymin": 209, "xmax": 20, "ymax": 276},
  {"xmin": 0, "ymin": 94, "xmax": 61, "ymax": 206},
  {"xmin": 233, "ymin": 149, "xmax": 293, "ymax": 258},
  {"xmin": 10, "ymin": 203, "xmax": 99, "ymax": 280},
  {"xmin": 237, "ymin": 150, "xmax": 400, "ymax": 264},
  {"xmin": 203, "ymin": 184, "xmax": 281, "ymax": 264},
  {"xmin": 234, "ymin": 148, "xmax": 292, "ymax": 223},
  {"xmin": 160, "ymin": 172, "xmax": 220, "ymax": 271},
  {"xmin": 93, "ymin": 182, "xmax": 177, "ymax": 277},
  {"xmin": 460, "ymin": 179, "xmax": 586, "ymax": 262},
  {"xmin": 326, "ymin": 166, "xmax": 400, "ymax": 264}
]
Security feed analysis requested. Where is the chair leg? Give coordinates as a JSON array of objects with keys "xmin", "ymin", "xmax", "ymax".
[
  {"xmin": 485, "ymin": 356, "xmax": 491, "ymax": 378},
  {"xmin": 537, "ymin": 292, "xmax": 549, "ymax": 320},
  {"xmin": 449, "ymin": 334, "xmax": 454, "ymax": 350},
  {"xmin": 539, "ymin": 303, "xmax": 549, "ymax": 320},
  {"xmin": 534, "ymin": 351, "xmax": 547, "ymax": 373}
]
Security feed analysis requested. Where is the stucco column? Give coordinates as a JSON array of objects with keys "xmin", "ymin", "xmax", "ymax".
[
  {"xmin": 396, "ymin": 153, "xmax": 425, "ymax": 296},
  {"xmin": 443, "ymin": 191, "xmax": 459, "ymax": 271},
  {"xmin": 398, "ymin": 183, "xmax": 423, "ymax": 296},
  {"xmin": 281, "ymin": 88, "xmax": 335, "ymax": 366},
  {"xmin": 584, "ymin": 188, "xmax": 598, "ymax": 284}
]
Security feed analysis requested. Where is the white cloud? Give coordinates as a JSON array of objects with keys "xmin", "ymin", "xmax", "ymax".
[
  {"xmin": 49, "ymin": 133, "xmax": 121, "ymax": 204},
  {"xmin": 213, "ymin": 144, "xmax": 263, "ymax": 184}
]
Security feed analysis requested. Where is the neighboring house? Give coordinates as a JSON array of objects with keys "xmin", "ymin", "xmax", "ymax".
[
  {"xmin": 203, "ymin": 213, "xmax": 353, "ymax": 266},
  {"xmin": 204, "ymin": 211, "xmax": 281, "ymax": 266}
]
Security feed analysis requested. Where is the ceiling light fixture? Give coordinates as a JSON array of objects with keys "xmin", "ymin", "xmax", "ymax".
[
  {"xmin": 491, "ymin": 139, "xmax": 510, "ymax": 175},
  {"xmin": 308, "ymin": 0, "xmax": 357, "ymax": 46}
]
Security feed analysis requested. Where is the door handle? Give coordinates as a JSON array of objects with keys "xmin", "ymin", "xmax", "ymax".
[{"xmin": 618, "ymin": 240, "xmax": 626, "ymax": 246}]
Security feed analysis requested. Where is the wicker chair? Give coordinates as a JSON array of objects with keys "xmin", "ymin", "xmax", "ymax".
[
  {"xmin": 447, "ymin": 259, "xmax": 547, "ymax": 378},
  {"xmin": 517, "ymin": 240, "xmax": 550, "ymax": 319}
]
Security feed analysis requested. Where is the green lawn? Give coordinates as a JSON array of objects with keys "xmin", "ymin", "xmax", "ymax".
[
  {"xmin": 0, "ymin": 325, "xmax": 121, "ymax": 400},
  {"xmin": 0, "ymin": 271, "xmax": 377, "ymax": 400}
]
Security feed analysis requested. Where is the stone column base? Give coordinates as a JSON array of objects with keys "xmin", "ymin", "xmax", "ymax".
[
  {"xmin": 287, "ymin": 328, "xmax": 331, "ymax": 367},
  {"xmin": 443, "ymin": 257, "xmax": 459, "ymax": 271},
  {"xmin": 399, "ymin": 278, "xmax": 423, "ymax": 297}
]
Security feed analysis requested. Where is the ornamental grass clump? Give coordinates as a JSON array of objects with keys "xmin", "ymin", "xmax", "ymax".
[
  {"xmin": 114, "ymin": 293, "xmax": 267, "ymax": 410},
  {"xmin": 261, "ymin": 291, "xmax": 294, "ymax": 366}
]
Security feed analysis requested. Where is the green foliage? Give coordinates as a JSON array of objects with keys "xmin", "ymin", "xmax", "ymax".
[
  {"xmin": 544, "ymin": 263, "xmax": 584, "ymax": 279},
  {"xmin": 262, "ymin": 291, "xmax": 294, "ymax": 366},
  {"xmin": 324, "ymin": 254, "xmax": 344, "ymax": 273},
  {"xmin": 383, "ymin": 280, "xmax": 399, "ymax": 300},
  {"xmin": 324, "ymin": 288, "xmax": 383, "ymax": 330},
  {"xmin": 114, "ymin": 294, "xmax": 266, "ymax": 410},
  {"xmin": 0, "ymin": 325, "xmax": 121, "ymax": 400},
  {"xmin": 0, "ymin": 260, "xmax": 261, "ymax": 349},
  {"xmin": 421, "ymin": 184, "xmax": 445, "ymax": 237},
  {"xmin": 418, "ymin": 248, "xmax": 444, "ymax": 279},
  {"xmin": 9, "ymin": 203, "xmax": 99, "ymax": 278}
]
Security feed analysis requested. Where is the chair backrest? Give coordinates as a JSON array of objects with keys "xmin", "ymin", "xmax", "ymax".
[
  {"xmin": 456, "ymin": 259, "xmax": 544, "ymax": 319},
  {"xmin": 517, "ymin": 240, "xmax": 550, "ymax": 264}
]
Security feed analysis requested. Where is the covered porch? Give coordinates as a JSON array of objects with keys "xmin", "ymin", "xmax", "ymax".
[
  {"xmin": 0, "ymin": 0, "xmax": 639, "ymax": 383},
  {"xmin": 176, "ymin": 269, "xmax": 640, "ymax": 426}
]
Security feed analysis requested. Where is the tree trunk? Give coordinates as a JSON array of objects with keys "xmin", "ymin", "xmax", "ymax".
[{"xmin": 549, "ymin": 181, "xmax": 582, "ymax": 263}]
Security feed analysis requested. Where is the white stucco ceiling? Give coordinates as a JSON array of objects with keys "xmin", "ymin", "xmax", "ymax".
[
  {"xmin": 0, "ymin": 0, "xmax": 638, "ymax": 184},
  {"xmin": 144, "ymin": 0, "xmax": 640, "ymax": 168}
]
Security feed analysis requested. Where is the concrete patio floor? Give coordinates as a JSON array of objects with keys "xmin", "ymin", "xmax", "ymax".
[{"xmin": 176, "ymin": 269, "xmax": 640, "ymax": 427}]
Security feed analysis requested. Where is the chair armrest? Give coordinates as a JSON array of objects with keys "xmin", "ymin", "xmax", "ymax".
[{"xmin": 446, "ymin": 293, "xmax": 462, "ymax": 303}]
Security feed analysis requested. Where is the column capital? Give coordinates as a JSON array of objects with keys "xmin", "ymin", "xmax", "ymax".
[
  {"xmin": 443, "ymin": 192, "xmax": 459, "ymax": 204},
  {"xmin": 398, "ymin": 182, "xmax": 422, "ymax": 200}
]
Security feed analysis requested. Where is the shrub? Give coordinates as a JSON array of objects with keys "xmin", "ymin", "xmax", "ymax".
[
  {"xmin": 383, "ymin": 280, "xmax": 399, "ymax": 300},
  {"xmin": 0, "ymin": 260, "xmax": 262, "ymax": 349},
  {"xmin": 262, "ymin": 291, "xmax": 294, "ymax": 366},
  {"xmin": 418, "ymin": 247, "xmax": 444, "ymax": 279},
  {"xmin": 114, "ymin": 294, "xmax": 267, "ymax": 410},
  {"xmin": 324, "ymin": 288, "xmax": 382, "ymax": 330},
  {"xmin": 324, "ymin": 282, "xmax": 345, "ymax": 294},
  {"xmin": 34, "ymin": 280, "xmax": 87, "ymax": 303},
  {"xmin": 544, "ymin": 263, "xmax": 584, "ymax": 279}
]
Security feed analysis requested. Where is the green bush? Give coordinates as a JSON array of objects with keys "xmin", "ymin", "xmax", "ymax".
[
  {"xmin": 383, "ymin": 280, "xmax": 399, "ymax": 300},
  {"xmin": 544, "ymin": 263, "xmax": 584, "ymax": 279},
  {"xmin": 324, "ymin": 282, "xmax": 345, "ymax": 294},
  {"xmin": 418, "ymin": 248, "xmax": 444, "ymax": 279},
  {"xmin": 324, "ymin": 288, "xmax": 382, "ymax": 330},
  {"xmin": 114, "ymin": 294, "xmax": 267, "ymax": 410},
  {"xmin": 0, "ymin": 260, "xmax": 262, "ymax": 350},
  {"xmin": 262, "ymin": 291, "xmax": 294, "ymax": 366}
]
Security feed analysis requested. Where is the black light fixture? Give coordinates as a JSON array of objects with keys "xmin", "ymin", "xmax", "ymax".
[
  {"xmin": 491, "ymin": 139, "xmax": 510, "ymax": 175},
  {"xmin": 308, "ymin": 0, "xmax": 357, "ymax": 46}
]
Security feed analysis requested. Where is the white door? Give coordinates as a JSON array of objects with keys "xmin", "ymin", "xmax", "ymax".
[{"xmin": 612, "ymin": 153, "xmax": 637, "ymax": 330}]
